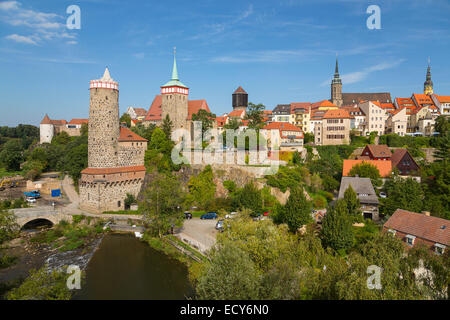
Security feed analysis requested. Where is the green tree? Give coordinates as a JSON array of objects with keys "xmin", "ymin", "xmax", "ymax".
[
  {"xmin": 0, "ymin": 209, "xmax": 19, "ymax": 245},
  {"xmin": 381, "ymin": 177, "xmax": 424, "ymax": 217},
  {"xmin": 187, "ymin": 165, "xmax": 216, "ymax": 209},
  {"xmin": 124, "ymin": 193, "xmax": 136, "ymax": 210},
  {"xmin": 6, "ymin": 266, "xmax": 72, "ymax": 300},
  {"xmin": 161, "ymin": 114, "xmax": 174, "ymax": 139},
  {"xmin": 244, "ymin": 102, "xmax": 266, "ymax": 130},
  {"xmin": 131, "ymin": 123, "xmax": 156, "ymax": 143},
  {"xmin": 145, "ymin": 127, "xmax": 177, "ymax": 173},
  {"xmin": 140, "ymin": 173, "xmax": 186, "ymax": 237},
  {"xmin": 282, "ymin": 186, "xmax": 313, "ymax": 232},
  {"xmin": 343, "ymin": 185, "xmax": 361, "ymax": 221},
  {"xmin": 348, "ymin": 162, "xmax": 382, "ymax": 187},
  {"xmin": 196, "ymin": 243, "xmax": 261, "ymax": 300},
  {"xmin": 0, "ymin": 140, "xmax": 23, "ymax": 171},
  {"xmin": 52, "ymin": 131, "xmax": 71, "ymax": 145},
  {"xmin": 120, "ymin": 113, "xmax": 131, "ymax": 127},
  {"xmin": 192, "ymin": 109, "xmax": 216, "ymax": 137},
  {"xmin": 304, "ymin": 132, "xmax": 314, "ymax": 144},
  {"xmin": 321, "ymin": 200, "xmax": 354, "ymax": 252},
  {"xmin": 231, "ymin": 182, "xmax": 262, "ymax": 215}
]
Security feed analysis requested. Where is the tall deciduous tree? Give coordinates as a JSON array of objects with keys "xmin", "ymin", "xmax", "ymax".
[
  {"xmin": 343, "ymin": 185, "xmax": 361, "ymax": 221},
  {"xmin": 192, "ymin": 109, "xmax": 216, "ymax": 137},
  {"xmin": 348, "ymin": 162, "xmax": 382, "ymax": 187},
  {"xmin": 321, "ymin": 199, "xmax": 354, "ymax": 252},
  {"xmin": 187, "ymin": 165, "xmax": 216, "ymax": 209},
  {"xmin": 140, "ymin": 172, "xmax": 186, "ymax": 238},
  {"xmin": 283, "ymin": 186, "xmax": 313, "ymax": 232},
  {"xmin": 381, "ymin": 177, "xmax": 424, "ymax": 217},
  {"xmin": 245, "ymin": 102, "xmax": 266, "ymax": 130}
]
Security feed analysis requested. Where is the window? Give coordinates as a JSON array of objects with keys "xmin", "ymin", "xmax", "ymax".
[
  {"xmin": 434, "ymin": 243, "xmax": 445, "ymax": 255},
  {"xmin": 118, "ymin": 201, "xmax": 121, "ymax": 207},
  {"xmin": 405, "ymin": 234, "xmax": 415, "ymax": 246}
]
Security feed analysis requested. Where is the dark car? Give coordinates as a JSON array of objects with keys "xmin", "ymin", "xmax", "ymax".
[
  {"xmin": 201, "ymin": 212, "xmax": 217, "ymax": 220},
  {"xmin": 184, "ymin": 212, "xmax": 193, "ymax": 219}
]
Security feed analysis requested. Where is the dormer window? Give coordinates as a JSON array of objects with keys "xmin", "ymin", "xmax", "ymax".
[
  {"xmin": 405, "ymin": 234, "xmax": 416, "ymax": 246},
  {"xmin": 434, "ymin": 243, "xmax": 445, "ymax": 255}
]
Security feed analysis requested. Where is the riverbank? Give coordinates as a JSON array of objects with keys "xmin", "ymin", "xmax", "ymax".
[{"xmin": 0, "ymin": 219, "xmax": 106, "ymax": 299}]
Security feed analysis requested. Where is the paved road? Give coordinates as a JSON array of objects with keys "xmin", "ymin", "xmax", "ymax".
[{"xmin": 176, "ymin": 218, "xmax": 218, "ymax": 253}]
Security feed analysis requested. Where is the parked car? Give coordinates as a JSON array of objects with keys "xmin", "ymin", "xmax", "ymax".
[
  {"xmin": 26, "ymin": 197, "xmax": 36, "ymax": 203},
  {"xmin": 215, "ymin": 219, "xmax": 224, "ymax": 231},
  {"xmin": 201, "ymin": 212, "xmax": 218, "ymax": 220},
  {"xmin": 184, "ymin": 212, "xmax": 193, "ymax": 219},
  {"xmin": 379, "ymin": 192, "xmax": 387, "ymax": 198}
]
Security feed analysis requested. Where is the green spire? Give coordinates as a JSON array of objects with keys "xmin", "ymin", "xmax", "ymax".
[
  {"xmin": 171, "ymin": 47, "xmax": 179, "ymax": 80},
  {"xmin": 161, "ymin": 47, "xmax": 188, "ymax": 89}
]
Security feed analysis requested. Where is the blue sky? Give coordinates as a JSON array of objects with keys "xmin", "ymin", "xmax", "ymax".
[{"xmin": 1, "ymin": 0, "xmax": 450, "ymax": 126}]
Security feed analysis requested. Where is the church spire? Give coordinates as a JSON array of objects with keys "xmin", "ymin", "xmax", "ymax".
[
  {"xmin": 424, "ymin": 57, "xmax": 433, "ymax": 95},
  {"xmin": 171, "ymin": 47, "xmax": 179, "ymax": 81},
  {"xmin": 332, "ymin": 55, "xmax": 342, "ymax": 84}
]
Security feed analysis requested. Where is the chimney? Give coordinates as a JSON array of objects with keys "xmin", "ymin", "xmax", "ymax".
[{"xmin": 422, "ymin": 211, "xmax": 430, "ymax": 216}]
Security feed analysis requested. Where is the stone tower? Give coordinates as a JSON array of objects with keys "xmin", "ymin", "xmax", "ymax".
[
  {"xmin": 232, "ymin": 86, "xmax": 248, "ymax": 111},
  {"xmin": 331, "ymin": 57, "xmax": 343, "ymax": 107},
  {"xmin": 161, "ymin": 49, "xmax": 189, "ymax": 131},
  {"xmin": 88, "ymin": 67, "xmax": 120, "ymax": 168},
  {"xmin": 424, "ymin": 58, "xmax": 433, "ymax": 95}
]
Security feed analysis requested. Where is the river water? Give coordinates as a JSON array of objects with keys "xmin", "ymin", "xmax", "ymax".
[{"xmin": 73, "ymin": 234, "xmax": 194, "ymax": 300}]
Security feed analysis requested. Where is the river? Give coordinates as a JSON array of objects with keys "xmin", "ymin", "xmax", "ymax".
[{"xmin": 73, "ymin": 234, "xmax": 195, "ymax": 300}]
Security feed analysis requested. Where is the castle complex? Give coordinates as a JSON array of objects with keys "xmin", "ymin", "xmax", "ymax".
[{"xmin": 79, "ymin": 68, "xmax": 147, "ymax": 213}]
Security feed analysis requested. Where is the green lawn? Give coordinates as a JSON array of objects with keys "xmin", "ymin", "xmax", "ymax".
[{"xmin": 0, "ymin": 168, "xmax": 23, "ymax": 179}]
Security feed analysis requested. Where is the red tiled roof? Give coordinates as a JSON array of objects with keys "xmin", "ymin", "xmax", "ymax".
[
  {"xmin": 380, "ymin": 103, "xmax": 395, "ymax": 110},
  {"xmin": 118, "ymin": 127, "xmax": 147, "ymax": 142},
  {"xmin": 435, "ymin": 95, "xmax": 450, "ymax": 103},
  {"xmin": 390, "ymin": 149, "xmax": 419, "ymax": 169},
  {"xmin": 263, "ymin": 122, "xmax": 302, "ymax": 132},
  {"xmin": 144, "ymin": 95, "xmax": 162, "ymax": 121},
  {"xmin": 134, "ymin": 108, "xmax": 148, "ymax": 117},
  {"xmin": 81, "ymin": 165, "xmax": 146, "ymax": 175},
  {"xmin": 188, "ymin": 100, "xmax": 211, "ymax": 120},
  {"xmin": 51, "ymin": 119, "xmax": 67, "ymax": 125},
  {"xmin": 311, "ymin": 100, "xmax": 337, "ymax": 109},
  {"xmin": 343, "ymin": 160, "xmax": 392, "ymax": 177},
  {"xmin": 40, "ymin": 114, "xmax": 52, "ymax": 125},
  {"xmin": 216, "ymin": 116, "xmax": 227, "ymax": 127},
  {"xmin": 291, "ymin": 102, "xmax": 311, "ymax": 113},
  {"xmin": 228, "ymin": 109, "xmax": 245, "ymax": 117},
  {"xmin": 68, "ymin": 119, "xmax": 88, "ymax": 125},
  {"xmin": 365, "ymin": 144, "xmax": 392, "ymax": 158},
  {"xmin": 234, "ymin": 86, "xmax": 247, "ymax": 94},
  {"xmin": 384, "ymin": 209, "xmax": 449, "ymax": 245},
  {"xmin": 323, "ymin": 109, "xmax": 353, "ymax": 119}
]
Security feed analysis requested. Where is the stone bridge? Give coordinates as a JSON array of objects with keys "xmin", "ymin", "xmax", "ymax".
[{"xmin": 12, "ymin": 206, "xmax": 73, "ymax": 228}]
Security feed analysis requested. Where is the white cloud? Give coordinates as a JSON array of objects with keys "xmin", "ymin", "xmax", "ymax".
[
  {"xmin": 0, "ymin": 1, "xmax": 19, "ymax": 10},
  {"xmin": 321, "ymin": 59, "xmax": 406, "ymax": 86},
  {"xmin": 0, "ymin": 1, "xmax": 78, "ymax": 45},
  {"xmin": 5, "ymin": 33, "xmax": 37, "ymax": 45}
]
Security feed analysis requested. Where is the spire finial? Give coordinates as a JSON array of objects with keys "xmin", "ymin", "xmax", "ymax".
[{"xmin": 171, "ymin": 47, "xmax": 179, "ymax": 80}]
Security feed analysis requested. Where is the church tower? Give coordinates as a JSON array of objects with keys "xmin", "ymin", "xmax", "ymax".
[
  {"xmin": 331, "ymin": 57, "xmax": 343, "ymax": 107},
  {"xmin": 424, "ymin": 58, "xmax": 434, "ymax": 95},
  {"xmin": 161, "ymin": 48, "xmax": 189, "ymax": 131},
  {"xmin": 88, "ymin": 67, "xmax": 120, "ymax": 168}
]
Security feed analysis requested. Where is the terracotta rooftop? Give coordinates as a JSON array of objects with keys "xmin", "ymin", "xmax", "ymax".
[
  {"xmin": 118, "ymin": 127, "xmax": 147, "ymax": 142},
  {"xmin": 342, "ymin": 92, "xmax": 392, "ymax": 105},
  {"xmin": 228, "ymin": 109, "xmax": 245, "ymax": 117},
  {"xmin": 143, "ymin": 95, "xmax": 211, "ymax": 121},
  {"xmin": 134, "ymin": 108, "xmax": 148, "ymax": 117},
  {"xmin": 188, "ymin": 100, "xmax": 211, "ymax": 120},
  {"xmin": 233, "ymin": 86, "xmax": 247, "ymax": 94},
  {"xmin": 81, "ymin": 165, "xmax": 146, "ymax": 175},
  {"xmin": 390, "ymin": 149, "xmax": 418, "ymax": 169},
  {"xmin": 68, "ymin": 119, "xmax": 89, "ymax": 125},
  {"xmin": 365, "ymin": 144, "xmax": 392, "ymax": 158},
  {"xmin": 343, "ymin": 159, "xmax": 392, "ymax": 178},
  {"xmin": 263, "ymin": 122, "xmax": 302, "ymax": 132},
  {"xmin": 384, "ymin": 209, "xmax": 449, "ymax": 246},
  {"xmin": 323, "ymin": 109, "xmax": 353, "ymax": 119}
]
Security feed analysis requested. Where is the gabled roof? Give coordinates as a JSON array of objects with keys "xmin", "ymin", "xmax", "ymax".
[
  {"xmin": 263, "ymin": 122, "xmax": 302, "ymax": 132},
  {"xmin": 291, "ymin": 102, "xmax": 312, "ymax": 112},
  {"xmin": 188, "ymin": 100, "xmax": 211, "ymax": 120},
  {"xmin": 323, "ymin": 109, "xmax": 353, "ymax": 119},
  {"xmin": 228, "ymin": 109, "xmax": 245, "ymax": 117},
  {"xmin": 365, "ymin": 144, "xmax": 392, "ymax": 158},
  {"xmin": 435, "ymin": 95, "xmax": 450, "ymax": 103},
  {"xmin": 118, "ymin": 127, "xmax": 148, "ymax": 142},
  {"xmin": 216, "ymin": 116, "xmax": 227, "ymax": 127},
  {"xmin": 133, "ymin": 108, "xmax": 148, "ymax": 117},
  {"xmin": 384, "ymin": 209, "xmax": 449, "ymax": 246},
  {"xmin": 342, "ymin": 92, "xmax": 392, "ymax": 105},
  {"xmin": 144, "ymin": 95, "xmax": 163, "ymax": 121},
  {"xmin": 68, "ymin": 119, "xmax": 89, "ymax": 125},
  {"xmin": 338, "ymin": 177, "xmax": 379, "ymax": 204},
  {"xmin": 312, "ymin": 100, "xmax": 337, "ymax": 109},
  {"xmin": 343, "ymin": 160, "xmax": 392, "ymax": 177},
  {"xmin": 391, "ymin": 149, "xmax": 418, "ymax": 169}
]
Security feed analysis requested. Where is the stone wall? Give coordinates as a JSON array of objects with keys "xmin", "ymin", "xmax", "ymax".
[
  {"xmin": 117, "ymin": 141, "xmax": 146, "ymax": 167},
  {"xmin": 161, "ymin": 93, "xmax": 188, "ymax": 131},
  {"xmin": 88, "ymin": 88, "xmax": 120, "ymax": 168},
  {"xmin": 80, "ymin": 178, "xmax": 144, "ymax": 213}
]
